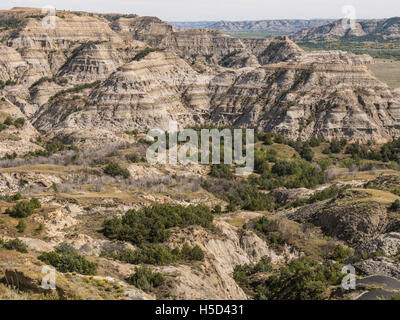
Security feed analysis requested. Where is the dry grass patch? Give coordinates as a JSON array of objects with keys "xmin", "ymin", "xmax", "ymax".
[
  {"xmin": 369, "ymin": 59, "xmax": 400, "ymax": 89},
  {"xmin": 0, "ymin": 164, "xmax": 79, "ymax": 175},
  {"xmin": 350, "ymin": 188, "xmax": 400, "ymax": 204}
]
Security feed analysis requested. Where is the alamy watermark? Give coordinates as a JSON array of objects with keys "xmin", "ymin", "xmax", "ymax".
[
  {"xmin": 42, "ymin": 6, "xmax": 56, "ymax": 30},
  {"xmin": 341, "ymin": 264, "xmax": 356, "ymax": 290},
  {"xmin": 341, "ymin": 5, "xmax": 356, "ymax": 31},
  {"xmin": 41, "ymin": 265, "xmax": 56, "ymax": 290},
  {"xmin": 145, "ymin": 121, "xmax": 254, "ymax": 174}
]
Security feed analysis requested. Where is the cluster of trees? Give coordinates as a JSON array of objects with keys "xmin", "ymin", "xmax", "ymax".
[
  {"xmin": 102, "ymin": 204, "xmax": 214, "ymax": 245},
  {"xmin": 345, "ymin": 139, "xmax": 400, "ymax": 163},
  {"xmin": 23, "ymin": 140, "xmax": 70, "ymax": 159},
  {"xmin": 38, "ymin": 243, "xmax": 97, "ymax": 275},
  {"xmin": 209, "ymin": 163, "xmax": 233, "ymax": 179},
  {"xmin": 253, "ymin": 159, "xmax": 325, "ymax": 190},
  {"xmin": 102, "ymin": 243, "xmax": 204, "ymax": 266},
  {"xmin": 255, "ymin": 257, "xmax": 343, "ymax": 300},
  {"xmin": 323, "ymin": 138, "xmax": 348, "ymax": 154},
  {"xmin": 234, "ymin": 256, "xmax": 343, "ymax": 300},
  {"xmin": 233, "ymin": 256, "xmax": 273, "ymax": 292},
  {"xmin": 5, "ymin": 198, "xmax": 41, "ymax": 218},
  {"xmin": 201, "ymin": 179, "xmax": 275, "ymax": 212}
]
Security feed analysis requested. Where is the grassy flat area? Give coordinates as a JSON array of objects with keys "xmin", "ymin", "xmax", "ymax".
[
  {"xmin": 368, "ymin": 59, "xmax": 400, "ymax": 89},
  {"xmin": 264, "ymin": 143, "xmax": 298, "ymax": 159},
  {"xmin": 332, "ymin": 169, "xmax": 400, "ymax": 183},
  {"xmin": 350, "ymin": 188, "xmax": 400, "ymax": 204}
]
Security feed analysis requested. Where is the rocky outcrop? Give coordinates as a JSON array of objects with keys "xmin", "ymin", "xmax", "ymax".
[
  {"xmin": 355, "ymin": 233, "xmax": 400, "ymax": 257},
  {"xmin": 286, "ymin": 193, "xmax": 392, "ymax": 245},
  {"xmin": 354, "ymin": 257, "xmax": 400, "ymax": 279}
]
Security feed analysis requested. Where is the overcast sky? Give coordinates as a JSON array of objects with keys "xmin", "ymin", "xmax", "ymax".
[{"xmin": 0, "ymin": 0, "xmax": 398, "ymax": 21}]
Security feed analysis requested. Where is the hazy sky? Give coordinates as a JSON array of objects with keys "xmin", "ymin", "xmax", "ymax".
[{"xmin": 0, "ymin": 0, "xmax": 398, "ymax": 21}]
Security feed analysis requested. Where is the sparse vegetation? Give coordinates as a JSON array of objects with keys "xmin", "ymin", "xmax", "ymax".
[{"xmin": 49, "ymin": 81, "xmax": 101, "ymax": 102}]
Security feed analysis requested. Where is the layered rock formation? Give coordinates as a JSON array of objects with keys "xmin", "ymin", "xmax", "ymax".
[
  {"xmin": 172, "ymin": 19, "xmax": 336, "ymax": 34},
  {"xmin": 0, "ymin": 7, "xmax": 399, "ymax": 152}
]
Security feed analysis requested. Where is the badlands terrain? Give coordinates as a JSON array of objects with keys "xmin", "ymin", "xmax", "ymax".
[{"xmin": 0, "ymin": 7, "xmax": 399, "ymax": 300}]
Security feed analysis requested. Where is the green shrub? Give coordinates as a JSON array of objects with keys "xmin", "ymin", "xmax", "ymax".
[
  {"xmin": 126, "ymin": 154, "xmax": 145, "ymax": 163},
  {"xmin": 38, "ymin": 249, "xmax": 97, "ymax": 275},
  {"xmin": 55, "ymin": 242, "xmax": 78, "ymax": 255},
  {"xmin": 209, "ymin": 164, "xmax": 233, "ymax": 179},
  {"xmin": 5, "ymin": 198, "xmax": 41, "ymax": 218},
  {"xmin": 14, "ymin": 118, "xmax": 25, "ymax": 128},
  {"xmin": 126, "ymin": 266, "xmax": 165, "ymax": 293},
  {"xmin": 253, "ymin": 216, "xmax": 286, "ymax": 251},
  {"xmin": 300, "ymin": 146, "xmax": 314, "ymax": 161},
  {"xmin": 104, "ymin": 162, "xmax": 130, "ymax": 178},
  {"xmin": 16, "ymin": 220, "xmax": 27, "ymax": 233},
  {"xmin": 0, "ymin": 18, "xmax": 23, "ymax": 30},
  {"xmin": 212, "ymin": 205, "xmax": 222, "ymax": 214},
  {"xmin": 390, "ymin": 199, "xmax": 400, "ymax": 211},
  {"xmin": 292, "ymin": 186, "xmax": 347, "ymax": 208},
  {"xmin": 326, "ymin": 244, "xmax": 353, "ymax": 263},
  {"xmin": 181, "ymin": 244, "xmax": 205, "ymax": 261},
  {"xmin": 3, "ymin": 116, "xmax": 13, "ymax": 126},
  {"xmin": 257, "ymin": 159, "xmax": 325, "ymax": 190},
  {"xmin": 233, "ymin": 256, "xmax": 272, "ymax": 291}
]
